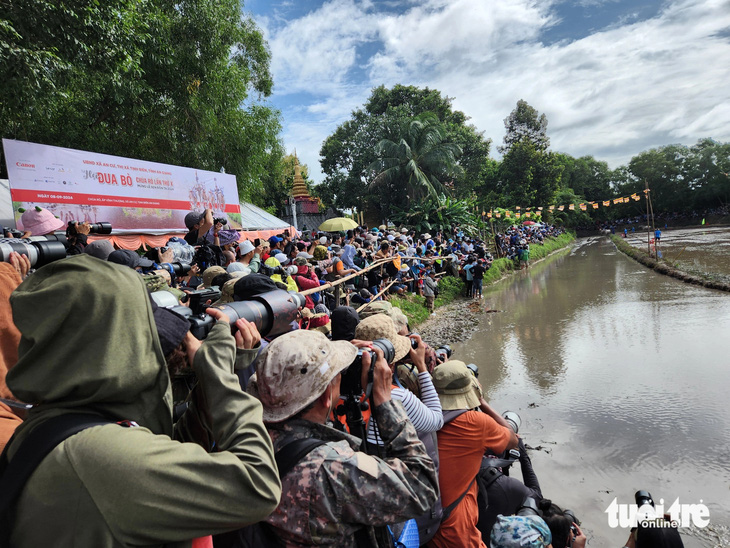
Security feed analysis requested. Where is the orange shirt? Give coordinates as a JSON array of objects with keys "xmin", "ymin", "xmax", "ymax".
[{"xmin": 427, "ymin": 411, "xmax": 512, "ymax": 548}]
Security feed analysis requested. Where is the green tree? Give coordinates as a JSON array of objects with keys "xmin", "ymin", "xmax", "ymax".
[
  {"xmin": 491, "ymin": 101, "xmax": 562, "ymax": 209},
  {"xmin": 685, "ymin": 139, "xmax": 730, "ymax": 210},
  {"xmin": 370, "ymin": 113, "xmax": 462, "ymax": 214},
  {"xmin": 391, "ymin": 193, "xmax": 479, "ymax": 235},
  {"xmin": 0, "ymin": 0, "xmax": 282, "ymax": 201},
  {"xmin": 319, "ymin": 84, "xmax": 491, "ymax": 210},
  {"xmin": 498, "ymin": 99, "xmax": 549, "ymax": 154},
  {"xmin": 627, "ymin": 145, "xmax": 691, "ymax": 213}
]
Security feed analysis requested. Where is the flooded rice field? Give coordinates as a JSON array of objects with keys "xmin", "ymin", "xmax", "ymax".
[
  {"xmin": 624, "ymin": 226, "xmax": 730, "ymax": 282},
  {"xmin": 451, "ymin": 236, "xmax": 730, "ymax": 548}
]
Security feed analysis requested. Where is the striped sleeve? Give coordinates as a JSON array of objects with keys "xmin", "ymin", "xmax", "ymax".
[{"xmin": 366, "ymin": 375, "xmax": 443, "ymax": 445}]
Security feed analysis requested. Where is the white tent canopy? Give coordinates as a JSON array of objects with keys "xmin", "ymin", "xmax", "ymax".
[
  {"xmin": 0, "ymin": 179, "xmax": 14, "ymax": 228},
  {"xmin": 238, "ymin": 202, "xmax": 290, "ymax": 231}
]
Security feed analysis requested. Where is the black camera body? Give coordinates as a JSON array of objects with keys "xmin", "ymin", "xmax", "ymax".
[
  {"xmin": 155, "ymin": 289, "xmax": 306, "ymax": 340},
  {"xmin": 213, "ymin": 217, "xmax": 228, "ymax": 226},
  {"xmin": 67, "ymin": 221, "xmax": 112, "ymax": 235},
  {"xmin": 340, "ymin": 338, "xmax": 396, "ymax": 397},
  {"xmin": 2, "ymin": 227, "xmax": 22, "ymax": 238}
]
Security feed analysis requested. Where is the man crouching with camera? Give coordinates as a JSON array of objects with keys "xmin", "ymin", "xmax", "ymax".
[
  {"xmin": 1, "ymin": 254, "xmax": 281, "ymax": 547},
  {"xmin": 250, "ymin": 329, "xmax": 439, "ymax": 547}
]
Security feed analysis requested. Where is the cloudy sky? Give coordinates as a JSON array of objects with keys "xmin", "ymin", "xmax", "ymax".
[{"xmin": 247, "ymin": 0, "xmax": 730, "ymax": 184}]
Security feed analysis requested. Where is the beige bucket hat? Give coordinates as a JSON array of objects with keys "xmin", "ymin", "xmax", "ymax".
[
  {"xmin": 252, "ymin": 330, "xmax": 357, "ymax": 423},
  {"xmin": 432, "ymin": 360, "xmax": 481, "ymax": 411},
  {"xmin": 354, "ymin": 313, "xmax": 411, "ymax": 362}
]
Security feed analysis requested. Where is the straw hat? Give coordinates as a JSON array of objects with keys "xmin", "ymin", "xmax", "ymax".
[{"xmin": 432, "ymin": 360, "xmax": 481, "ymax": 410}]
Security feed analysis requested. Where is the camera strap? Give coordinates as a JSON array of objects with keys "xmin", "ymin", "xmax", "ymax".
[{"xmin": 0, "ymin": 413, "xmax": 127, "ymax": 547}]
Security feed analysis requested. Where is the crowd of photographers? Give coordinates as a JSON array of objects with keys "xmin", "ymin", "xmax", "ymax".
[{"xmin": 0, "ymin": 208, "xmax": 681, "ymax": 548}]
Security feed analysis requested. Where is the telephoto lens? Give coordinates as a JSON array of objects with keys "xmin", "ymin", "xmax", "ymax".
[
  {"xmin": 502, "ymin": 411, "xmax": 521, "ymax": 434},
  {"xmin": 635, "ymin": 490, "xmax": 654, "ymax": 508},
  {"xmin": 0, "ymin": 238, "xmax": 67, "ymax": 268},
  {"xmin": 68, "ymin": 221, "xmax": 112, "ymax": 234}
]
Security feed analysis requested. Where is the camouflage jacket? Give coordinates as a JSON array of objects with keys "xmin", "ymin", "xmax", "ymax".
[{"xmin": 266, "ymin": 399, "xmax": 438, "ymax": 547}]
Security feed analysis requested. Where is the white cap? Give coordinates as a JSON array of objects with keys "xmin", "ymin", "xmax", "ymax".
[{"xmin": 238, "ymin": 240, "xmax": 255, "ymax": 255}]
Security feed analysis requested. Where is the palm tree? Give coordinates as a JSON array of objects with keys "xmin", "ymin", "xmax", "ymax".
[{"xmin": 369, "ymin": 112, "xmax": 462, "ymax": 202}]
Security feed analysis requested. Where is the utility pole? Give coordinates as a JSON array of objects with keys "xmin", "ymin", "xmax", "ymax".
[{"xmin": 644, "ymin": 180, "xmax": 651, "ymax": 256}]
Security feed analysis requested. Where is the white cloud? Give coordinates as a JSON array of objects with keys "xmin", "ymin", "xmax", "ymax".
[{"xmin": 260, "ymin": 0, "xmax": 730, "ymax": 183}]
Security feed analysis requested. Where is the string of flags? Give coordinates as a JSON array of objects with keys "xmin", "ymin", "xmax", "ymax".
[{"xmin": 484, "ymin": 190, "xmax": 647, "ymax": 219}]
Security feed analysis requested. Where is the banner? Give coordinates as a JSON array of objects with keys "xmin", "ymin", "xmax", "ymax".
[{"xmin": 3, "ymin": 139, "xmax": 241, "ymax": 234}]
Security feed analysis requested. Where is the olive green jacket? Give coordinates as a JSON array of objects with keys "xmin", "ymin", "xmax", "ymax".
[{"xmin": 5, "ymin": 255, "xmax": 281, "ymax": 547}]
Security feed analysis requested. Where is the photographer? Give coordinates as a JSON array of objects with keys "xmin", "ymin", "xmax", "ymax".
[
  {"xmin": 354, "ymin": 315, "xmax": 444, "ymax": 446},
  {"xmin": 430, "ymin": 360, "xmax": 519, "ymax": 548},
  {"xmin": 64, "ymin": 221, "xmax": 92, "ymax": 255},
  {"xmin": 1, "ymin": 255, "xmax": 281, "ymax": 547},
  {"xmin": 250, "ymin": 330, "xmax": 438, "ymax": 546},
  {"xmin": 184, "ymin": 209, "xmax": 214, "ymax": 246}
]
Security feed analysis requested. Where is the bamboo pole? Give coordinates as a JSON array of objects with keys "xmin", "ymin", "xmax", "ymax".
[
  {"xmin": 297, "ymin": 258, "xmax": 392, "ymax": 296},
  {"xmin": 356, "ymin": 281, "xmax": 397, "ymax": 313}
]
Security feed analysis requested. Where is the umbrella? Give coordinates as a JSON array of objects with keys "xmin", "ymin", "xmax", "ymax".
[
  {"xmin": 522, "ymin": 220, "xmax": 537, "ymax": 226},
  {"xmin": 319, "ymin": 217, "xmax": 358, "ymax": 231}
]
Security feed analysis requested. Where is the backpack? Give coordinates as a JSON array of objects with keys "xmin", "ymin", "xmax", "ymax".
[
  {"xmin": 213, "ymin": 438, "xmax": 327, "ymax": 548},
  {"xmin": 0, "ymin": 414, "xmax": 133, "ymax": 548},
  {"xmin": 430, "ymin": 411, "xmax": 513, "ymax": 544}
]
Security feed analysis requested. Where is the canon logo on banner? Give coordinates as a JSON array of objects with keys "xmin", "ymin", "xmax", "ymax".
[{"xmin": 16, "ymin": 162, "xmax": 35, "ymax": 168}]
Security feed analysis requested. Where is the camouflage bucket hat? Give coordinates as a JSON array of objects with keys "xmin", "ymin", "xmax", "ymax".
[
  {"xmin": 354, "ymin": 314, "xmax": 411, "ymax": 363},
  {"xmin": 253, "ymin": 330, "xmax": 358, "ymax": 423},
  {"xmin": 211, "ymin": 278, "xmax": 237, "ymax": 306},
  {"xmin": 432, "ymin": 360, "xmax": 481, "ymax": 411},
  {"xmin": 358, "ymin": 300, "xmax": 392, "ymax": 319}
]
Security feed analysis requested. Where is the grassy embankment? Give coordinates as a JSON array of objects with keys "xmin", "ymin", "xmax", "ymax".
[
  {"xmin": 610, "ymin": 234, "xmax": 730, "ymax": 292},
  {"xmin": 391, "ymin": 232, "xmax": 576, "ymax": 326}
]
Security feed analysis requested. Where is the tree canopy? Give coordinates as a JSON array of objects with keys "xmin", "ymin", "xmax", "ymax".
[
  {"xmin": 318, "ymin": 84, "xmax": 491, "ymax": 214},
  {"xmin": 0, "ymin": 0, "xmax": 283, "ymax": 204}
]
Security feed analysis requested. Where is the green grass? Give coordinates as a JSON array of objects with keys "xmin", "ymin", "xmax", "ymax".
[
  {"xmin": 390, "ymin": 276, "xmax": 465, "ymax": 326},
  {"xmin": 390, "ymin": 232, "xmax": 576, "ymax": 326}
]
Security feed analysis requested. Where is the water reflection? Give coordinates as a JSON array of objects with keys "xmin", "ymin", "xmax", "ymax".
[{"xmin": 454, "ymin": 236, "xmax": 730, "ymax": 548}]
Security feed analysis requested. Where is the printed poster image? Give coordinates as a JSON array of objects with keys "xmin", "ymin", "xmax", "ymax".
[{"xmin": 2, "ymin": 139, "xmax": 242, "ymax": 234}]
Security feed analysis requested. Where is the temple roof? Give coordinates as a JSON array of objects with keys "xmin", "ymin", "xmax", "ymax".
[{"xmin": 291, "ymin": 155, "xmax": 310, "ymax": 199}]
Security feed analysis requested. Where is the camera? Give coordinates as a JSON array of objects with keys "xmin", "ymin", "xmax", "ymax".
[
  {"xmin": 152, "ymin": 288, "xmax": 305, "ymax": 340},
  {"xmin": 213, "ymin": 217, "xmax": 228, "ymax": 226},
  {"xmin": 0, "ymin": 238, "xmax": 67, "ymax": 268},
  {"xmin": 160, "ymin": 262, "xmax": 192, "ymax": 278},
  {"xmin": 2, "ymin": 227, "xmax": 22, "ymax": 238},
  {"xmin": 340, "ymin": 338, "xmax": 396, "ymax": 397},
  {"xmin": 517, "ymin": 497, "xmax": 541, "ymax": 517},
  {"xmin": 564, "ymin": 508, "xmax": 580, "ymax": 535},
  {"xmin": 502, "ymin": 411, "xmax": 521, "ymax": 434},
  {"xmin": 466, "ymin": 363, "xmax": 478, "ymax": 377},
  {"xmin": 435, "ymin": 344, "xmax": 452, "ymax": 362},
  {"xmin": 408, "ymin": 332, "xmax": 419, "ymax": 349},
  {"xmin": 67, "ymin": 221, "xmax": 112, "ymax": 235},
  {"xmin": 635, "ymin": 490, "xmax": 654, "ymax": 508}
]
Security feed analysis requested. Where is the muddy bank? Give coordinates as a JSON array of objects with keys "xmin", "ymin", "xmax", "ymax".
[{"xmin": 610, "ymin": 234, "xmax": 730, "ymax": 292}]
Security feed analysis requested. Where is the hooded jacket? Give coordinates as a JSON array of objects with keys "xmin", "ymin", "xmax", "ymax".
[
  {"xmin": 341, "ymin": 244, "xmax": 361, "ymax": 271},
  {"xmin": 5, "ymin": 255, "xmax": 281, "ymax": 547}
]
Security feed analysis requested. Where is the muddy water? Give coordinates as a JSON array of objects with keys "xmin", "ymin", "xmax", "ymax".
[
  {"xmin": 624, "ymin": 226, "xmax": 730, "ymax": 280},
  {"xmin": 452, "ymin": 237, "xmax": 730, "ymax": 548}
]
